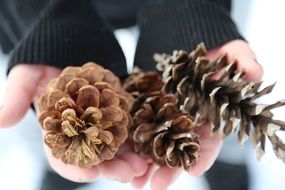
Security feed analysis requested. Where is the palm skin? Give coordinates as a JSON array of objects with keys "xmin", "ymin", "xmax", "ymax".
[{"xmin": 0, "ymin": 40, "xmax": 263, "ymax": 189}]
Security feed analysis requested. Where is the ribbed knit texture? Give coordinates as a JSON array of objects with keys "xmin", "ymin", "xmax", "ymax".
[
  {"xmin": 0, "ymin": 0, "xmax": 47, "ymax": 53},
  {"xmin": 0, "ymin": 0, "xmax": 243, "ymax": 76},
  {"xmin": 1, "ymin": 0, "xmax": 127, "ymax": 76},
  {"xmin": 135, "ymin": 0, "xmax": 244, "ymax": 70}
]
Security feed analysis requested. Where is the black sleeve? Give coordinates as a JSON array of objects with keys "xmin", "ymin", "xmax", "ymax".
[
  {"xmin": 0, "ymin": 0, "xmax": 127, "ymax": 76},
  {"xmin": 134, "ymin": 0, "xmax": 244, "ymax": 71}
]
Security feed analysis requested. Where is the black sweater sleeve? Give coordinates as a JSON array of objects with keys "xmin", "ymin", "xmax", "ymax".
[
  {"xmin": 134, "ymin": 0, "xmax": 244, "ymax": 70},
  {"xmin": 0, "ymin": 0, "xmax": 127, "ymax": 76}
]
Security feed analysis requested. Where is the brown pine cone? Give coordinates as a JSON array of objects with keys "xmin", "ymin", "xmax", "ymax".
[
  {"xmin": 124, "ymin": 72, "xmax": 200, "ymax": 170},
  {"xmin": 154, "ymin": 44, "xmax": 227, "ymax": 125},
  {"xmin": 155, "ymin": 44, "xmax": 285, "ymax": 162},
  {"xmin": 122, "ymin": 67, "xmax": 164, "ymax": 97},
  {"xmin": 122, "ymin": 67, "xmax": 164, "ymax": 113},
  {"xmin": 132, "ymin": 93, "xmax": 200, "ymax": 170},
  {"xmin": 38, "ymin": 62, "xmax": 133, "ymax": 168}
]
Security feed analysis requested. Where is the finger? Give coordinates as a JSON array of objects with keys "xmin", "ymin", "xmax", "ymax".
[
  {"xmin": 0, "ymin": 65, "xmax": 42, "ymax": 127},
  {"xmin": 234, "ymin": 53, "xmax": 263, "ymax": 83},
  {"xmin": 150, "ymin": 167, "xmax": 182, "ymax": 190},
  {"xmin": 131, "ymin": 164, "xmax": 158, "ymax": 189},
  {"xmin": 224, "ymin": 40, "xmax": 263, "ymax": 82},
  {"xmin": 32, "ymin": 65, "xmax": 61, "ymax": 101},
  {"xmin": 206, "ymin": 47, "xmax": 220, "ymax": 61},
  {"xmin": 44, "ymin": 144, "xmax": 100, "ymax": 183},
  {"xmin": 224, "ymin": 46, "xmax": 263, "ymax": 82},
  {"xmin": 117, "ymin": 151, "xmax": 149, "ymax": 177},
  {"xmin": 189, "ymin": 124, "xmax": 223, "ymax": 176},
  {"xmin": 97, "ymin": 157, "xmax": 136, "ymax": 182},
  {"xmin": 208, "ymin": 40, "xmax": 263, "ymax": 82}
]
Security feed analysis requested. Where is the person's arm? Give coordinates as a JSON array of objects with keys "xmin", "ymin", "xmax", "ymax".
[
  {"xmin": 0, "ymin": 0, "xmax": 127, "ymax": 76},
  {"xmin": 135, "ymin": 0, "xmax": 243, "ymax": 70}
]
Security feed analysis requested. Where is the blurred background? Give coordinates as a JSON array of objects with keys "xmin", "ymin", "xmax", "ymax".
[{"xmin": 1, "ymin": 0, "xmax": 285, "ymax": 189}]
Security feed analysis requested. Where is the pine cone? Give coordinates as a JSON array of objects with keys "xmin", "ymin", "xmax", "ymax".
[
  {"xmin": 122, "ymin": 67, "xmax": 164, "ymax": 96},
  {"xmin": 124, "ymin": 71, "xmax": 200, "ymax": 170},
  {"xmin": 154, "ymin": 44, "xmax": 227, "ymax": 125},
  {"xmin": 122, "ymin": 67, "xmax": 164, "ymax": 112},
  {"xmin": 38, "ymin": 62, "xmax": 133, "ymax": 168},
  {"xmin": 155, "ymin": 43, "xmax": 285, "ymax": 161}
]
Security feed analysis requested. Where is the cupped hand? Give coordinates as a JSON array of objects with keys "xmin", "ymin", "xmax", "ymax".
[
  {"xmin": 131, "ymin": 39, "xmax": 264, "ymax": 190},
  {"xmin": 0, "ymin": 64, "xmax": 148, "ymax": 183}
]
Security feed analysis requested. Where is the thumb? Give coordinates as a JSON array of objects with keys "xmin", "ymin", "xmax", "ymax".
[
  {"xmin": 0, "ymin": 64, "xmax": 43, "ymax": 127},
  {"xmin": 231, "ymin": 47, "xmax": 263, "ymax": 83},
  {"xmin": 209, "ymin": 40, "xmax": 263, "ymax": 82}
]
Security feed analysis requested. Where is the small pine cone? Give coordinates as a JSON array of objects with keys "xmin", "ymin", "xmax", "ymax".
[
  {"xmin": 38, "ymin": 62, "xmax": 133, "ymax": 168},
  {"xmin": 122, "ymin": 67, "xmax": 164, "ymax": 112},
  {"xmin": 155, "ymin": 43, "xmax": 285, "ymax": 162},
  {"xmin": 122, "ymin": 67, "xmax": 164, "ymax": 97},
  {"xmin": 123, "ymin": 67, "xmax": 200, "ymax": 170},
  {"xmin": 131, "ymin": 92, "xmax": 200, "ymax": 170}
]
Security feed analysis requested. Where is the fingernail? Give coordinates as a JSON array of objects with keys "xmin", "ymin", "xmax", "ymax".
[
  {"xmin": 113, "ymin": 177, "xmax": 132, "ymax": 183},
  {"xmin": 118, "ymin": 179, "xmax": 130, "ymax": 183},
  {"xmin": 0, "ymin": 104, "xmax": 4, "ymax": 127},
  {"xmin": 254, "ymin": 58, "xmax": 261, "ymax": 65},
  {"xmin": 254, "ymin": 58, "xmax": 264, "ymax": 78},
  {"xmin": 205, "ymin": 163, "xmax": 212, "ymax": 172}
]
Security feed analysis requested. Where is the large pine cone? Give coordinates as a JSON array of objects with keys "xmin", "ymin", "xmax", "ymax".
[
  {"xmin": 38, "ymin": 62, "xmax": 133, "ymax": 168},
  {"xmin": 154, "ymin": 44, "xmax": 227, "ymax": 125},
  {"xmin": 124, "ymin": 71, "xmax": 200, "ymax": 170},
  {"xmin": 155, "ymin": 44, "xmax": 285, "ymax": 161}
]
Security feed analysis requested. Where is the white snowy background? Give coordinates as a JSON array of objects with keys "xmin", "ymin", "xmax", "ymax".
[{"xmin": 1, "ymin": 0, "xmax": 285, "ymax": 189}]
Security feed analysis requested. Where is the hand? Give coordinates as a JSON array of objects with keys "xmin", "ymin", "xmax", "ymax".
[
  {"xmin": 131, "ymin": 40, "xmax": 264, "ymax": 190},
  {"xmin": 0, "ymin": 64, "xmax": 148, "ymax": 182}
]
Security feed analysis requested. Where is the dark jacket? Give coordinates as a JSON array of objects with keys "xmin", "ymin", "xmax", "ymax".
[{"xmin": 0, "ymin": 0, "xmax": 243, "ymax": 76}]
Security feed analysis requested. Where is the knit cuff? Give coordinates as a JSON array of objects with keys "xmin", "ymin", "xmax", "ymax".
[
  {"xmin": 8, "ymin": 0, "xmax": 127, "ymax": 76},
  {"xmin": 135, "ymin": 0, "xmax": 244, "ymax": 70}
]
